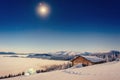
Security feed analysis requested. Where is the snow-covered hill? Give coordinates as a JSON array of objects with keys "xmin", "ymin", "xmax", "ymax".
[{"xmin": 6, "ymin": 61, "xmax": 120, "ymax": 80}]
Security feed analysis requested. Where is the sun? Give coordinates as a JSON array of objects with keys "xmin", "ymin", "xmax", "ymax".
[
  {"xmin": 39, "ymin": 5, "xmax": 48, "ymax": 15},
  {"xmin": 36, "ymin": 2, "xmax": 50, "ymax": 18}
]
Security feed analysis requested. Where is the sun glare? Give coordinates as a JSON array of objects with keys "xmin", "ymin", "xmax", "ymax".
[{"xmin": 36, "ymin": 2, "xmax": 50, "ymax": 18}]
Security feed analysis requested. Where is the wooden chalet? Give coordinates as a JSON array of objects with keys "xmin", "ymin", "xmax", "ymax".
[{"xmin": 71, "ymin": 56, "xmax": 105, "ymax": 66}]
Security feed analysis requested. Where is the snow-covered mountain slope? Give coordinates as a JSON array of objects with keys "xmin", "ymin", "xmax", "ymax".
[
  {"xmin": 6, "ymin": 61, "xmax": 120, "ymax": 80},
  {"xmin": 27, "ymin": 50, "xmax": 120, "ymax": 61},
  {"xmin": 53, "ymin": 51, "xmax": 92, "ymax": 56},
  {"xmin": 27, "ymin": 51, "xmax": 83, "ymax": 60},
  {"xmin": 53, "ymin": 51, "xmax": 81, "ymax": 56}
]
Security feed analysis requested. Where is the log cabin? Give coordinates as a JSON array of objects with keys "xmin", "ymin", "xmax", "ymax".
[{"xmin": 71, "ymin": 56, "xmax": 105, "ymax": 66}]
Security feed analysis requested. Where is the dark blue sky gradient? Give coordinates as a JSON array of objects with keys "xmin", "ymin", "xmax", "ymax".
[{"xmin": 0, "ymin": 0, "xmax": 120, "ymax": 53}]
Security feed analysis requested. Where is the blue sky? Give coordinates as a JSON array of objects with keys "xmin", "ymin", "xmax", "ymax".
[{"xmin": 0, "ymin": 0, "xmax": 120, "ymax": 53}]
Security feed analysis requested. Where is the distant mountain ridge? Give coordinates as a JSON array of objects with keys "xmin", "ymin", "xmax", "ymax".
[
  {"xmin": 27, "ymin": 50, "xmax": 120, "ymax": 61},
  {"xmin": 0, "ymin": 52, "xmax": 16, "ymax": 55},
  {"xmin": 1, "ymin": 50, "xmax": 120, "ymax": 62}
]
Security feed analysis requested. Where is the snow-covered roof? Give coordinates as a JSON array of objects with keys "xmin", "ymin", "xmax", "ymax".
[{"xmin": 81, "ymin": 56, "xmax": 105, "ymax": 62}]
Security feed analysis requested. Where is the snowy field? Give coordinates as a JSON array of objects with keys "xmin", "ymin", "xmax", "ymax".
[
  {"xmin": 0, "ymin": 55, "xmax": 68, "ymax": 77},
  {"xmin": 5, "ymin": 61, "xmax": 120, "ymax": 80}
]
